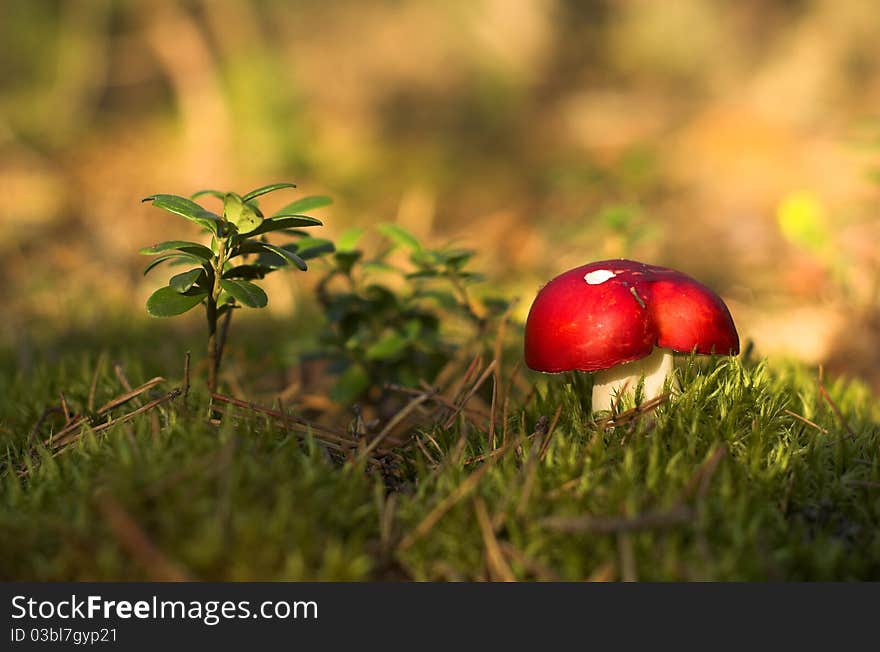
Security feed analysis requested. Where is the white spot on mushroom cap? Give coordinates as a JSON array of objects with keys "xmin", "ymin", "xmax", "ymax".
[{"xmin": 584, "ymin": 269, "xmax": 616, "ymax": 285}]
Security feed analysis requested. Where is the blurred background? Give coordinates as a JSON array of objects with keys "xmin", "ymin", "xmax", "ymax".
[{"xmin": 2, "ymin": 0, "xmax": 879, "ymax": 390}]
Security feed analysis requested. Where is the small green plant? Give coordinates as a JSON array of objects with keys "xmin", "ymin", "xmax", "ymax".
[
  {"xmin": 314, "ymin": 223, "xmax": 508, "ymax": 404},
  {"xmin": 140, "ymin": 183, "xmax": 333, "ymax": 392}
]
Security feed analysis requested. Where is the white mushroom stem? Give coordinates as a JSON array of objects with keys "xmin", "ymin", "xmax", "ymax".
[{"xmin": 591, "ymin": 347, "xmax": 675, "ymax": 412}]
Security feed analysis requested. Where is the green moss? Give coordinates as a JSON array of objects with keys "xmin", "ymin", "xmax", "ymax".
[{"xmin": 1, "ymin": 346, "xmax": 878, "ymax": 580}]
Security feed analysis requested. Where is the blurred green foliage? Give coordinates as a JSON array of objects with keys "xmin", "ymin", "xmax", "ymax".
[
  {"xmin": 314, "ymin": 224, "xmax": 507, "ymax": 404},
  {"xmin": 777, "ymin": 191, "xmax": 829, "ymax": 258}
]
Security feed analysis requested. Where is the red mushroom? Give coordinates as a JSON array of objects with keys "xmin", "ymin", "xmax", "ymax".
[{"xmin": 524, "ymin": 259, "xmax": 739, "ymax": 411}]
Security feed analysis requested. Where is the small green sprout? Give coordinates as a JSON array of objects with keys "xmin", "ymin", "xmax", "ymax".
[{"xmin": 140, "ymin": 183, "xmax": 333, "ymax": 392}]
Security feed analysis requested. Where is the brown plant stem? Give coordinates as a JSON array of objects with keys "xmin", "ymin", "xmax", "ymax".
[
  {"xmin": 216, "ymin": 305, "xmax": 234, "ymax": 377},
  {"xmin": 206, "ymin": 234, "xmax": 228, "ymax": 395},
  {"xmin": 206, "ymin": 297, "xmax": 218, "ymax": 394}
]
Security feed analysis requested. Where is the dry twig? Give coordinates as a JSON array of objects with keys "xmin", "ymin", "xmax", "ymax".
[
  {"xmin": 474, "ymin": 497, "xmax": 515, "ymax": 582},
  {"xmin": 52, "ymin": 389, "xmax": 180, "ymax": 451},
  {"xmin": 597, "ymin": 392, "xmax": 670, "ymax": 430},
  {"xmin": 540, "ymin": 505, "xmax": 693, "ymax": 534},
  {"xmin": 681, "ymin": 445, "xmax": 728, "ymax": 501},
  {"xmin": 817, "ymin": 366, "xmax": 856, "ymax": 441},
  {"xmin": 398, "ymin": 462, "xmax": 493, "ymax": 552},
  {"xmin": 96, "ymin": 490, "xmax": 192, "ymax": 582},
  {"xmin": 784, "ymin": 408, "xmax": 828, "ymax": 434},
  {"xmin": 497, "ymin": 541, "xmax": 560, "ymax": 581}
]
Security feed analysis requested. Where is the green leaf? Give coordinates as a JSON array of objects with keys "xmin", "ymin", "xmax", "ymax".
[
  {"xmin": 142, "ymin": 194, "xmax": 220, "ymax": 233},
  {"xmin": 271, "ymin": 214, "xmax": 323, "ymax": 224},
  {"xmin": 245, "ymin": 215, "xmax": 322, "ymax": 236},
  {"xmin": 139, "ymin": 240, "xmax": 214, "ymax": 260},
  {"xmin": 169, "ymin": 268, "xmax": 205, "ymax": 293},
  {"xmin": 232, "ymin": 241, "xmax": 308, "ymax": 270},
  {"xmin": 483, "ymin": 297, "xmax": 511, "ymax": 315},
  {"xmin": 294, "ymin": 237, "xmax": 335, "ymax": 260},
  {"xmin": 334, "ymin": 250, "xmax": 362, "ymax": 275},
  {"xmin": 191, "ymin": 189, "xmax": 225, "ymax": 200},
  {"xmin": 410, "ymin": 249, "xmax": 441, "ymax": 268},
  {"xmin": 330, "ymin": 364, "xmax": 369, "ymax": 403},
  {"xmin": 220, "ymin": 279, "xmax": 268, "ymax": 308},
  {"xmin": 245, "ymin": 199, "xmax": 264, "ymax": 218},
  {"xmin": 406, "ymin": 270, "xmax": 440, "ymax": 279},
  {"xmin": 223, "ymin": 192, "xmax": 262, "ymax": 234},
  {"xmin": 378, "ymin": 223, "xmax": 421, "ymax": 251},
  {"xmin": 364, "ymin": 284, "xmax": 398, "ymax": 308},
  {"xmin": 142, "ymin": 252, "xmax": 206, "ymax": 276},
  {"xmin": 223, "ymin": 264, "xmax": 274, "ymax": 280},
  {"xmin": 365, "ymin": 331, "xmax": 409, "ymax": 361},
  {"xmin": 336, "ymin": 227, "xmax": 364, "ymax": 252},
  {"xmin": 417, "ymin": 289, "xmax": 459, "ymax": 309},
  {"xmin": 257, "ymin": 242, "xmax": 308, "ymax": 270},
  {"xmin": 441, "ymin": 248, "xmax": 475, "ymax": 269},
  {"xmin": 361, "ymin": 260, "xmax": 398, "ymax": 274},
  {"xmin": 230, "ymin": 241, "xmax": 265, "ymax": 256},
  {"xmin": 242, "ymin": 182, "xmax": 297, "ymax": 202},
  {"xmin": 273, "ymin": 195, "xmax": 331, "ymax": 216},
  {"xmin": 146, "ymin": 286, "xmax": 207, "ymax": 317}
]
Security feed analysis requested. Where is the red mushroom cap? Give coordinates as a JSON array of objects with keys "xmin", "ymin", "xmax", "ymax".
[{"xmin": 524, "ymin": 259, "xmax": 739, "ymax": 373}]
